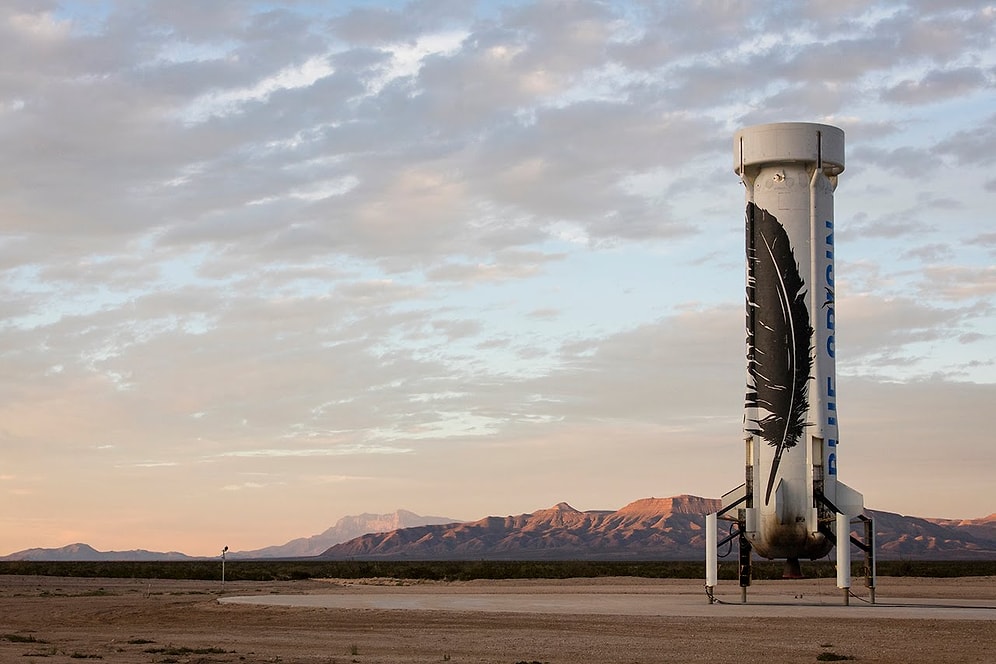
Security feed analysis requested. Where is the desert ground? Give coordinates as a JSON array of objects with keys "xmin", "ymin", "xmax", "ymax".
[{"xmin": 1, "ymin": 574, "xmax": 993, "ymax": 663}]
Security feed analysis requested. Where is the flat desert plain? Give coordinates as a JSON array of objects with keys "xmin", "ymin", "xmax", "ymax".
[{"xmin": 1, "ymin": 574, "xmax": 993, "ymax": 663}]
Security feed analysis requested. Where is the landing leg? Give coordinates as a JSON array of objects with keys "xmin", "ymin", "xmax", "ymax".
[
  {"xmin": 864, "ymin": 516, "xmax": 876, "ymax": 605},
  {"xmin": 738, "ymin": 529, "xmax": 752, "ymax": 604},
  {"xmin": 836, "ymin": 513, "xmax": 851, "ymax": 606},
  {"xmin": 705, "ymin": 513, "xmax": 718, "ymax": 604}
]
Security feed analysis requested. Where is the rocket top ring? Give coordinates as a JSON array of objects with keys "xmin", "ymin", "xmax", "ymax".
[{"xmin": 734, "ymin": 122, "xmax": 845, "ymax": 177}]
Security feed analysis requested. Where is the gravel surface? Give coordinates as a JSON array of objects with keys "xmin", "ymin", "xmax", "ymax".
[{"xmin": 1, "ymin": 575, "xmax": 993, "ymax": 663}]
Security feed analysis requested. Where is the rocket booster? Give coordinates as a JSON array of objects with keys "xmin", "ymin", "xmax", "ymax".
[{"xmin": 733, "ymin": 123, "xmax": 863, "ymax": 561}]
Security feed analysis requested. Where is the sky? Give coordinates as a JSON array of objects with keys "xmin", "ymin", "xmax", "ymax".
[{"xmin": 1, "ymin": 0, "xmax": 994, "ymax": 557}]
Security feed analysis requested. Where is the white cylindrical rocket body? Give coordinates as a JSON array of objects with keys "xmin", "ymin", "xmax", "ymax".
[{"xmin": 734, "ymin": 123, "xmax": 853, "ymax": 560}]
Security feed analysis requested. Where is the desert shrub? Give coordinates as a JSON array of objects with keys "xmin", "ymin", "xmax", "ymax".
[{"xmin": 2, "ymin": 634, "xmax": 46, "ymax": 643}]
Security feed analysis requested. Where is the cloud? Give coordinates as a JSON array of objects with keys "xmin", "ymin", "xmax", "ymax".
[
  {"xmin": 216, "ymin": 445, "xmax": 413, "ymax": 458},
  {"xmin": 222, "ymin": 482, "xmax": 272, "ymax": 491},
  {"xmin": 934, "ymin": 115, "xmax": 996, "ymax": 166},
  {"xmin": 426, "ymin": 254, "xmax": 552, "ymax": 283},
  {"xmin": 917, "ymin": 265, "xmax": 996, "ymax": 301},
  {"xmin": 881, "ymin": 66, "xmax": 992, "ymax": 104},
  {"xmin": 899, "ymin": 242, "xmax": 955, "ymax": 263},
  {"xmin": 841, "ymin": 293, "xmax": 978, "ymax": 350}
]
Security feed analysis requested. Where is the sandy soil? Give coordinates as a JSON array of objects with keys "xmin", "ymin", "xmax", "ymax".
[{"xmin": 1, "ymin": 575, "xmax": 993, "ymax": 663}]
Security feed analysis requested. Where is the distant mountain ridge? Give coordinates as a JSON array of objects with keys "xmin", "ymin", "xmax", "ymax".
[
  {"xmin": 229, "ymin": 509, "xmax": 458, "ymax": 559},
  {"xmin": 870, "ymin": 509, "xmax": 996, "ymax": 559},
  {"xmin": 320, "ymin": 495, "xmax": 723, "ymax": 560},
  {"xmin": 0, "ymin": 509, "xmax": 457, "ymax": 561},
  {"xmin": 319, "ymin": 496, "xmax": 996, "ymax": 561},
  {"xmin": 1, "ymin": 543, "xmax": 196, "ymax": 562},
  {"xmin": 3, "ymin": 497, "xmax": 994, "ymax": 561}
]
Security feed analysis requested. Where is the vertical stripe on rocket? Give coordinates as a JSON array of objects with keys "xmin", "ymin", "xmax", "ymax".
[{"xmin": 744, "ymin": 202, "xmax": 814, "ymax": 504}]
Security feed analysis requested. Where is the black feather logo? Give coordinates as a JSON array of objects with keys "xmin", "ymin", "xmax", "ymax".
[{"xmin": 744, "ymin": 202, "xmax": 813, "ymax": 505}]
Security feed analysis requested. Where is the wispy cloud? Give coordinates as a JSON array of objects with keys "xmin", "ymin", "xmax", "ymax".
[
  {"xmin": 215, "ymin": 445, "xmax": 413, "ymax": 459},
  {"xmin": 221, "ymin": 481, "xmax": 282, "ymax": 492}
]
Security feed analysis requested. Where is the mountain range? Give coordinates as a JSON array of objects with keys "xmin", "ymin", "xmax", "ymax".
[
  {"xmin": 228, "ymin": 509, "xmax": 456, "ymax": 559},
  {"xmin": 320, "ymin": 496, "xmax": 714, "ymax": 560},
  {"xmin": 317, "ymin": 496, "xmax": 996, "ymax": 561},
  {"xmin": 0, "ymin": 543, "xmax": 196, "ymax": 562},
  {"xmin": 3, "ymin": 496, "xmax": 994, "ymax": 561},
  {"xmin": 0, "ymin": 510, "xmax": 456, "ymax": 562}
]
